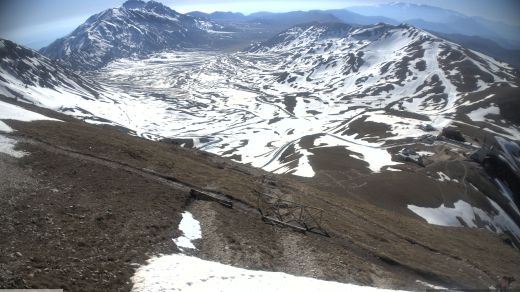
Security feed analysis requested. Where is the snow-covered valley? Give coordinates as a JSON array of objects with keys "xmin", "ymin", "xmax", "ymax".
[{"xmin": 82, "ymin": 23, "xmax": 519, "ymax": 178}]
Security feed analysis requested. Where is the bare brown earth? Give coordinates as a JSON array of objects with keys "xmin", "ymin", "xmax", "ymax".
[{"xmin": 1, "ymin": 99, "xmax": 519, "ymax": 291}]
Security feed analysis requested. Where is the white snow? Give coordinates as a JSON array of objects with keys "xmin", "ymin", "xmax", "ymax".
[
  {"xmin": 436, "ymin": 171, "xmax": 452, "ymax": 182},
  {"xmin": 173, "ymin": 211, "xmax": 202, "ymax": 250},
  {"xmin": 0, "ymin": 101, "xmax": 62, "ymax": 157},
  {"xmin": 466, "ymin": 105, "xmax": 500, "ymax": 122},
  {"xmin": 131, "ymin": 253, "xmax": 405, "ymax": 292},
  {"xmin": 415, "ymin": 280, "xmax": 448, "ymax": 290},
  {"xmin": 0, "ymin": 135, "xmax": 26, "ymax": 158},
  {"xmin": 260, "ymin": 139, "xmax": 316, "ymax": 177},
  {"xmin": 408, "ymin": 199, "xmax": 520, "ymax": 240},
  {"xmin": 313, "ymin": 134, "xmax": 401, "ymax": 173},
  {"xmin": 0, "ymin": 100, "xmax": 61, "ymax": 129},
  {"xmin": 416, "ymin": 151, "xmax": 434, "ymax": 157},
  {"xmin": 0, "ymin": 121, "xmax": 13, "ymax": 133},
  {"xmin": 408, "ymin": 200, "xmax": 475, "ymax": 227}
]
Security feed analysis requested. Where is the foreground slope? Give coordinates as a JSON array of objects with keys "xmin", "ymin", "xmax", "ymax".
[{"xmin": 1, "ymin": 98, "xmax": 519, "ymax": 290}]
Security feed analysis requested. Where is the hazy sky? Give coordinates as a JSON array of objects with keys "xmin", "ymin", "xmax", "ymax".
[{"xmin": 1, "ymin": 0, "xmax": 519, "ymax": 49}]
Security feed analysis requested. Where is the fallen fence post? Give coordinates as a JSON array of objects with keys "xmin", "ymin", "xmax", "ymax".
[{"xmin": 190, "ymin": 189, "xmax": 233, "ymax": 208}]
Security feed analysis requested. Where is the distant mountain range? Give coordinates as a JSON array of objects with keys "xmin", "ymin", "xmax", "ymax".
[
  {"xmin": 35, "ymin": 1, "xmax": 520, "ymax": 70},
  {"xmin": 187, "ymin": 9, "xmax": 397, "ymax": 27},
  {"xmin": 348, "ymin": 2, "xmax": 520, "ymax": 49},
  {"xmin": 430, "ymin": 32, "xmax": 520, "ymax": 69},
  {"xmin": 188, "ymin": 4, "xmax": 520, "ymax": 68},
  {"xmin": 189, "ymin": 2, "xmax": 520, "ymax": 50}
]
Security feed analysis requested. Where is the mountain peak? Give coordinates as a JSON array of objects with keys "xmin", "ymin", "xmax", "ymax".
[
  {"xmin": 143, "ymin": 0, "xmax": 175, "ymax": 14},
  {"xmin": 122, "ymin": 0, "xmax": 176, "ymax": 15},
  {"xmin": 122, "ymin": 0, "xmax": 146, "ymax": 10}
]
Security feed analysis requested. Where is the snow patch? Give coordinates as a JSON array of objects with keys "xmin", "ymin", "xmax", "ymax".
[
  {"xmin": 0, "ymin": 100, "xmax": 61, "ymax": 125},
  {"xmin": 314, "ymin": 134, "xmax": 401, "ymax": 173},
  {"xmin": 131, "ymin": 253, "xmax": 405, "ymax": 292},
  {"xmin": 466, "ymin": 105, "xmax": 500, "ymax": 122},
  {"xmin": 415, "ymin": 280, "xmax": 448, "ymax": 290},
  {"xmin": 173, "ymin": 211, "xmax": 202, "ymax": 250},
  {"xmin": 408, "ymin": 199, "xmax": 520, "ymax": 240},
  {"xmin": 0, "ymin": 135, "xmax": 26, "ymax": 158},
  {"xmin": 0, "ymin": 121, "xmax": 13, "ymax": 133},
  {"xmin": 436, "ymin": 171, "xmax": 452, "ymax": 182},
  {"xmin": 262, "ymin": 140, "xmax": 316, "ymax": 177}
]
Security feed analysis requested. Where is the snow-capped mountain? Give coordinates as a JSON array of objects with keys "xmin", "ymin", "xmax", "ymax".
[
  {"xmin": 39, "ymin": 0, "xmax": 227, "ymax": 70},
  {"xmin": 248, "ymin": 22, "xmax": 518, "ymax": 112}
]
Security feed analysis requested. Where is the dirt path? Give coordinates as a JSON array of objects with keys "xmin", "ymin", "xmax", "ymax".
[{"xmin": 13, "ymin": 135, "xmax": 193, "ymax": 192}]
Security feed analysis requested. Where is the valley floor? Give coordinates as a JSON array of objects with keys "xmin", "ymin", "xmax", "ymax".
[{"xmin": 1, "ymin": 98, "xmax": 519, "ymax": 291}]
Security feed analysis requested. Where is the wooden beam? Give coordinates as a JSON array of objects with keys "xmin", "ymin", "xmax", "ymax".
[{"xmin": 190, "ymin": 189, "xmax": 233, "ymax": 208}]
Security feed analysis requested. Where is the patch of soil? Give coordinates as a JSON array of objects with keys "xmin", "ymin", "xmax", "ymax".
[
  {"xmin": 0, "ymin": 142, "xmax": 190, "ymax": 291},
  {"xmin": 342, "ymin": 115, "xmax": 393, "ymax": 141}
]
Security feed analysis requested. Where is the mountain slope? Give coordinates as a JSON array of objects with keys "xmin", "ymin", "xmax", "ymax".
[
  {"xmin": 0, "ymin": 38, "xmax": 103, "ymax": 104},
  {"xmin": 430, "ymin": 32, "xmax": 520, "ymax": 69},
  {"xmin": 3, "ymin": 22, "xmax": 520, "ymax": 251},
  {"xmin": 240, "ymin": 22, "xmax": 520, "ymax": 243},
  {"xmin": 248, "ymin": 22, "xmax": 518, "ymax": 114},
  {"xmin": 0, "ymin": 38, "xmax": 175, "ymax": 133},
  {"xmin": 40, "ymin": 0, "xmax": 227, "ymax": 70},
  {"xmin": 7, "ymin": 23, "xmax": 520, "ymax": 176}
]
